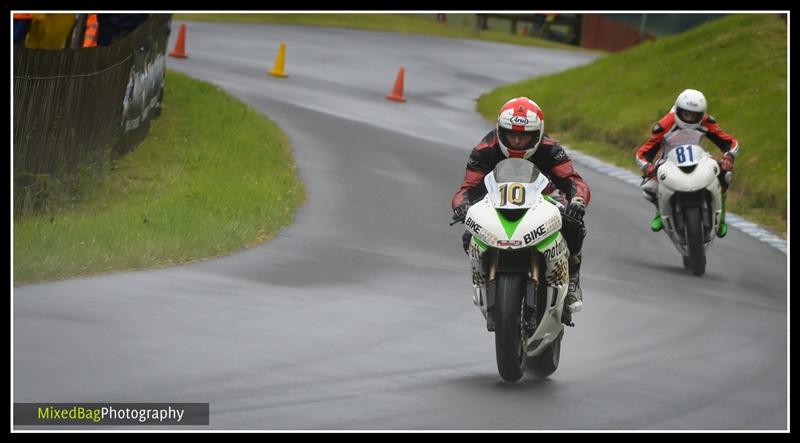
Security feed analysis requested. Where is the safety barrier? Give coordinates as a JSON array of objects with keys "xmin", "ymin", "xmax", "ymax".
[{"xmin": 13, "ymin": 14, "xmax": 172, "ymax": 216}]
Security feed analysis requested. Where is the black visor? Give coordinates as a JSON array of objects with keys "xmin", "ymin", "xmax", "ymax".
[
  {"xmin": 677, "ymin": 107, "xmax": 703, "ymax": 125},
  {"xmin": 499, "ymin": 127, "xmax": 540, "ymax": 151}
]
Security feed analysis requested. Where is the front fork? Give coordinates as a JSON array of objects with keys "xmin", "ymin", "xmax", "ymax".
[
  {"xmin": 659, "ymin": 190, "xmax": 722, "ymax": 252},
  {"xmin": 469, "ymin": 234, "xmax": 569, "ymax": 330}
]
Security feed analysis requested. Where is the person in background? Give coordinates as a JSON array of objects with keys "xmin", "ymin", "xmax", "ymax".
[
  {"xmin": 13, "ymin": 13, "xmax": 33, "ymax": 47},
  {"xmin": 24, "ymin": 14, "xmax": 76, "ymax": 49},
  {"xmin": 83, "ymin": 13, "xmax": 99, "ymax": 47},
  {"xmin": 96, "ymin": 14, "xmax": 149, "ymax": 46}
]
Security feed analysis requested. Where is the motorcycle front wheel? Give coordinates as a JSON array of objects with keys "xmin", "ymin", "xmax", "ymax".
[
  {"xmin": 494, "ymin": 273, "xmax": 526, "ymax": 382},
  {"xmin": 684, "ymin": 205, "xmax": 706, "ymax": 276}
]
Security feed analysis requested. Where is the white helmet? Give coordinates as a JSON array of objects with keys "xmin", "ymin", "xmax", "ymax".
[
  {"xmin": 496, "ymin": 97, "xmax": 544, "ymax": 159},
  {"xmin": 673, "ymin": 89, "xmax": 707, "ymax": 129}
]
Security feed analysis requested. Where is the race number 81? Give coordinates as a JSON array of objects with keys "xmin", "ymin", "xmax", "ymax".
[{"xmin": 675, "ymin": 145, "xmax": 694, "ymax": 164}]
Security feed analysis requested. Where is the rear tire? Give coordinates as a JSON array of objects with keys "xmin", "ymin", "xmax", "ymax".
[
  {"xmin": 494, "ymin": 273, "xmax": 525, "ymax": 382},
  {"xmin": 684, "ymin": 206, "xmax": 706, "ymax": 276},
  {"xmin": 525, "ymin": 329, "xmax": 563, "ymax": 378}
]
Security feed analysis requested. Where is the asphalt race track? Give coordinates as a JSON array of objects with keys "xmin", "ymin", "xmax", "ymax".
[{"xmin": 14, "ymin": 21, "xmax": 787, "ymax": 430}]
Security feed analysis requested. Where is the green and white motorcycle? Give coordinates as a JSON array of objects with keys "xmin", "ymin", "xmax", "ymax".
[{"xmin": 458, "ymin": 158, "xmax": 572, "ymax": 382}]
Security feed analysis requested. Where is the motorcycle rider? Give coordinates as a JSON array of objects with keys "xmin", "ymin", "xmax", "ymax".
[
  {"xmin": 636, "ymin": 89, "xmax": 739, "ymax": 237},
  {"xmin": 452, "ymin": 97, "xmax": 591, "ymax": 319}
]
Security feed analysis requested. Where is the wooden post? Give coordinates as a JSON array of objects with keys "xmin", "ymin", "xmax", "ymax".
[
  {"xmin": 639, "ymin": 14, "xmax": 647, "ymax": 42},
  {"xmin": 476, "ymin": 14, "xmax": 488, "ymax": 31}
]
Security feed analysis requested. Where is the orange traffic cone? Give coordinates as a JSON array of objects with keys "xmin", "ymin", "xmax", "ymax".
[
  {"xmin": 386, "ymin": 67, "xmax": 406, "ymax": 102},
  {"xmin": 268, "ymin": 42, "xmax": 288, "ymax": 78},
  {"xmin": 169, "ymin": 24, "xmax": 188, "ymax": 59}
]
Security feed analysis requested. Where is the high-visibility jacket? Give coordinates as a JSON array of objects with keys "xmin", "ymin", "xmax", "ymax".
[
  {"xmin": 25, "ymin": 13, "xmax": 76, "ymax": 49},
  {"xmin": 83, "ymin": 14, "xmax": 98, "ymax": 47}
]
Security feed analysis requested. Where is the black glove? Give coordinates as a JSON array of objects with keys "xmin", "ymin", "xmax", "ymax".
[
  {"xmin": 462, "ymin": 231, "xmax": 472, "ymax": 254},
  {"xmin": 452, "ymin": 201, "xmax": 471, "ymax": 222},
  {"xmin": 564, "ymin": 198, "xmax": 586, "ymax": 223}
]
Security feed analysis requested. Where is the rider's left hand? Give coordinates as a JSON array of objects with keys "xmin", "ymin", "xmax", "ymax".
[
  {"xmin": 453, "ymin": 201, "xmax": 471, "ymax": 222},
  {"xmin": 720, "ymin": 152, "xmax": 735, "ymax": 172},
  {"xmin": 565, "ymin": 197, "xmax": 586, "ymax": 223}
]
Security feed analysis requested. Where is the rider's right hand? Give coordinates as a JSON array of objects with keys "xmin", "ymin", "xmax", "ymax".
[
  {"xmin": 453, "ymin": 201, "xmax": 471, "ymax": 222},
  {"xmin": 642, "ymin": 159, "xmax": 665, "ymax": 178},
  {"xmin": 642, "ymin": 162, "xmax": 657, "ymax": 178}
]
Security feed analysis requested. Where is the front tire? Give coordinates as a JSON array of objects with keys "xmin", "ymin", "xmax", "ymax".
[
  {"xmin": 684, "ymin": 206, "xmax": 706, "ymax": 276},
  {"xmin": 494, "ymin": 273, "xmax": 525, "ymax": 382}
]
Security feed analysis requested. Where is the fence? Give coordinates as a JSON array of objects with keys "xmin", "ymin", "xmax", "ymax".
[
  {"xmin": 579, "ymin": 14, "xmax": 655, "ymax": 52},
  {"xmin": 13, "ymin": 14, "xmax": 172, "ymax": 217}
]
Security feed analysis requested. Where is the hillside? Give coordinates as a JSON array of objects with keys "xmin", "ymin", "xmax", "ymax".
[{"xmin": 478, "ymin": 14, "xmax": 787, "ymax": 235}]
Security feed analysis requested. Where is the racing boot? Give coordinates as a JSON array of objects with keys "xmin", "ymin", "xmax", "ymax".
[
  {"xmin": 643, "ymin": 189, "xmax": 662, "ymax": 232},
  {"xmin": 650, "ymin": 211, "xmax": 663, "ymax": 232},
  {"xmin": 564, "ymin": 251, "xmax": 583, "ymax": 314},
  {"xmin": 717, "ymin": 192, "xmax": 728, "ymax": 238}
]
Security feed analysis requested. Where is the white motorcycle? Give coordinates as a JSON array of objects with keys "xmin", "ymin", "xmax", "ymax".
[
  {"xmin": 454, "ymin": 158, "xmax": 571, "ymax": 382},
  {"xmin": 653, "ymin": 144, "xmax": 723, "ymax": 276}
]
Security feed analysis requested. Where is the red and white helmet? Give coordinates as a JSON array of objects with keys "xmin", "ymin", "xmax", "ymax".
[
  {"xmin": 496, "ymin": 97, "xmax": 544, "ymax": 159},
  {"xmin": 673, "ymin": 89, "xmax": 707, "ymax": 130}
]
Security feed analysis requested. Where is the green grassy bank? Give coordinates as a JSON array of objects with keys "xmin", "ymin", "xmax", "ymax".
[{"xmin": 477, "ymin": 14, "xmax": 787, "ymax": 236}]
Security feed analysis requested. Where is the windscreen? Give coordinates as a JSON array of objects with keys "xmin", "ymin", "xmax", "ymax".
[{"xmin": 493, "ymin": 158, "xmax": 540, "ymax": 184}]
